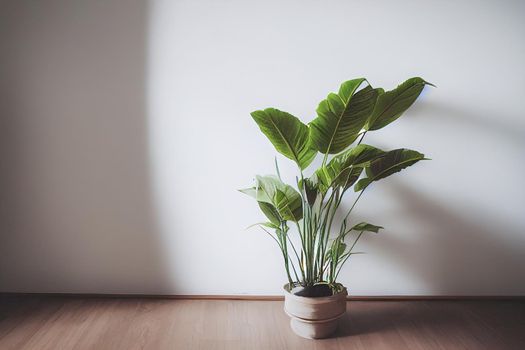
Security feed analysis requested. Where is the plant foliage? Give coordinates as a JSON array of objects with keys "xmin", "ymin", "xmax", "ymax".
[{"xmin": 240, "ymin": 77, "xmax": 432, "ymax": 290}]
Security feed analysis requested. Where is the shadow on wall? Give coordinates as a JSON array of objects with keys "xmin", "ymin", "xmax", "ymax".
[
  {"xmin": 0, "ymin": 0, "xmax": 171, "ymax": 293},
  {"xmin": 336, "ymin": 98, "xmax": 525, "ymax": 295},
  {"xmin": 364, "ymin": 181, "xmax": 525, "ymax": 295},
  {"xmin": 410, "ymin": 100, "xmax": 525, "ymax": 145}
]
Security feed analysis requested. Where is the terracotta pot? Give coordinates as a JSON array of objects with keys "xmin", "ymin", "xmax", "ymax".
[{"xmin": 283, "ymin": 284, "xmax": 348, "ymax": 339}]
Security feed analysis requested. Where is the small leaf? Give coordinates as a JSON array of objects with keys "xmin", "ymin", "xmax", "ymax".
[
  {"xmin": 366, "ymin": 77, "xmax": 433, "ymax": 131},
  {"xmin": 354, "ymin": 178, "xmax": 372, "ymax": 192},
  {"xmin": 246, "ymin": 222, "xmax": 280, "ymax": 230},
  {"xmin": 326, "ymin": 241, "xmax": 347, "ymax": 262},
  {"xmin": 251, "ymin": 108, "xmax": 317, "ymax": 169},
  {"xmin": 351, "ymin": 222, "xmax": 384, "ymax": 233},
  {"xmin": 274, "ymin": 157, "xmax": 282, "ymax": 180},
  {"xmin": 299, "ymin": 177, "xmax": 319, "ymax": 206}
]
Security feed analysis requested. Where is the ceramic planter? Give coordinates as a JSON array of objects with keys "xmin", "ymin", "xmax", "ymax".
[{"xmin": 283, "ymin": 284, "xmax": 348, "ymax": 339}]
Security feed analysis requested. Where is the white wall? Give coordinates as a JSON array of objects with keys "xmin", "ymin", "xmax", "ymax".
[{"xmin": 1, "ymin": 0, "xmax": 524, "ymax": 295}]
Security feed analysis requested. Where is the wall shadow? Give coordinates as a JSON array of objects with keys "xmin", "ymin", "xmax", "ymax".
[
  {"xmin": 409, "ymin": 100, "xmax": 525, "ymax": 145},
  {"xmin": 0, "ymin": 0, "xmax": 170, "ymax": 293},
  {"xmin": 333, "ymin": 97, "xmax": 525, "ymax": 296},
  {"xmin": 367, "ymin": 182, "xmax": 525, "ymax": 295}
]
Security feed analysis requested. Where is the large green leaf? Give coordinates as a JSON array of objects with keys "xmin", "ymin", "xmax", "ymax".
[
  {"xmin": 354, "ymin": 149, "xmax": 427, "ymax": 191},
  {"xmin": 251, "ymin": 108, "xmax": 317, "ymax": 169},
  {"xmin": 366, "ymin": 77, "xmax": 433, "ymax": 131},
  {"xmin": 258, "ymin": 202, "xmax": 282, "ymax": 225},
  {"xmin": 335, "ymin": 144, "xmax": 386, "ymax": 167},
  {"xmin": 240, "ymin": 175, "xmax": 303, "ymax": 222},
  {"xmin": 310, "ymin": 79, "xmax": 379, "ymax": 154},
  {"xmin": 254, "ymin": 175, "xmax": 286, "ymax": 201},
  {"xmin": 255, "ymin": 175, "xmax": 303, "ymax": 222},
  {"xmin": 239, "ymin": 175, "xmax": 285, "ymax": 203},
  {"xmin": 316, "ymin": 165, "xmax": 362, "ymax": 194},
  {"xmin": 316, "ymin": 144, "xmax": 385, "ymax": 192},
  {"xmin": 273, "ymin": 188, "xmax": 303, "ymax": 222}
]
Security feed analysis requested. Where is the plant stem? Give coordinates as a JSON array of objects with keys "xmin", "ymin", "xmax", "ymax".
[
  {"xmin": 343, "ymin": 187, "xmax": 367, "ymax": 222},
  {"xmin": 357, "ymin": 131, "xmax": 367, "ymax": 145},
  {"xmin": 335, "ymin": 230, "xmax": 364, "ymax": 280}
]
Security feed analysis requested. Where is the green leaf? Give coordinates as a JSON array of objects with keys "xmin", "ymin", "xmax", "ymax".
[
  {"xmin": 254, "ymin": 175, "xmax": 286, "ymax": 202},
  {"xmin": 334, "ymin": 242, "xmax": 347, "ymax": 260},
  {"xmin": 316, "ymin": 144, "xmax": 385, "ymax": 192},
  {"xmin": 238, "ymin": 187, "xmax": 272, "ymax": 203},
  {"xmin": 326, "ymin": 241, "xmax": 347, "ymax": 262},
  {"xmin": 351, "ymin": 222, "xmax": 384, "ymax": 233},
  {"xmin": 246, "ymin": 222, "xmax": 280, "ymax": 230},
  {"xmin": 273, "ymin": 188, "xmax": 303, "ymax": 222},
  {"xmin": 251, "ymin": 108, "xmax": 317, "ymax": 169},
  {"xmin": 334, "ymin": 144, "xmax": 386, "ymax": 167},
  {"xmin": 366, "ymin": 77, "xmax": 433, "ymax": 131},
  {"xmin": 253, "ymin": 175, "xmax": 303, "ymax": 222},
  {"xmin": 310, "ymin": 79, "xmax": 379, "ymax": 154},
  {"xmin": 299, "ymin": 177, "xmax": 319, "ymax": 206},
  {"xmin": 354, "ymin": 149, "xmax": 427, "ymax": 191},
  {"xmin": 316, "ymin": 165, "xmax": 362, "ymax": 193},
  {"xmin": 258, "ymin": 202, "xmax": 282, "ymax": 226}
]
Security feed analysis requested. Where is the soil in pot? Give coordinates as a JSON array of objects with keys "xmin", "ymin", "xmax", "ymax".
[{"xmin": 291, "ymin": 284, "xmax": 333, "ymax": 297}]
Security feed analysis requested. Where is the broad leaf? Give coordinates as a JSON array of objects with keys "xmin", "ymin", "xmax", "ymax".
[
  {"xmin": 310, "ymin": 79, "xmax": 379, "ymax": 154},
  {"xmin": 254, "ymin": 175, "xmax": 286, "ymax": 202},
  {"xmin": 354, "ymin": 149, "xmax": 427, "ymax": 191},
  {"xmin": 258, "ymin": 202, "xmax": 281, "ymax": 226},
  {"xmin": 334, "ymin": 144, "xmax": 386, "ymax": 167},
  {"xmin": 366, "ymin": 77, "xmax": 433, "ymax": 131},
  {"xmin": 255, "ymin": 175, "xmax": 303, "ymax": 222},
  {"xmin": 351, "ymin": 222, "xmax": 383, "ymax": 233},
  {"xmin": 273, "ymin": 188, "xmax": 303, "ymax": 222},
  {"xmin": 316, "ymin": 144, "xmax": 384, "ymax": 192},
  {"xmin": 251, "ymin": 108, "xmax": 317, "ymax": 169},
  {"xmin": 238, "ymin": 187, "xmax": 272, "ymax": 203},
  {"xmin": 316, "ymin": 165, "xmax": 362, "ymax": 194},
  {"xmin": 240, "ymin": 175, "xmax": 303, "ymax": 222}
]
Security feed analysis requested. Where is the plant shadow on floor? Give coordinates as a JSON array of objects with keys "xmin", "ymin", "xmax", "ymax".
[{"xmin": 333, "ymin": 301, "xmax": 459, "ymax": 337}]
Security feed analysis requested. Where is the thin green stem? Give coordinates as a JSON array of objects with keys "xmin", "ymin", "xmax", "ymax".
[
  {"xmin": 357, "ymin": 131, "xmax": 367, "ymax": 145},
  {"xmin": 335, "ymin": 231, "xmax": 364, "ymax": 280},
  {"xmin": 343, "ymin": 187, "xmax": 367, "ymax": 222}
]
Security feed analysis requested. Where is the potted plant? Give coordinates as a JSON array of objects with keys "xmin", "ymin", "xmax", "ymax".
[{"xmin": 240, "ymin": 77, "xmax": 433, "ymax": 339}]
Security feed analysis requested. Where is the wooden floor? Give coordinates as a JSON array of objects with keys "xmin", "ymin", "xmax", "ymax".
[{"xmin": 0, "ymin": 296, "xmax": 523, "ymax": 349}]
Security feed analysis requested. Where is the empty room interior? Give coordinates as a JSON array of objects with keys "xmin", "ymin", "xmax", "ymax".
[{"xmin": 0, "ymin": 0, "xmax": 524, "ymax": 349}]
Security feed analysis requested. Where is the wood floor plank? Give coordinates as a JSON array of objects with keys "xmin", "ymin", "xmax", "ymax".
[{"xmin": 0, "ymin": 297, "xmax": 523, "ymax": 350}]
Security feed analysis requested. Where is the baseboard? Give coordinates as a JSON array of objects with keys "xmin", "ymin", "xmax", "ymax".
[{"xmin": 1, "ymin": 293, "xmax": 524, "ymax": 301}]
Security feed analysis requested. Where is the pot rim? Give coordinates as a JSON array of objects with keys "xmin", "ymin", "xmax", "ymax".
[{"xmin": 283, "ymin": 283, "xmax": 348, "ymax": 302}]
